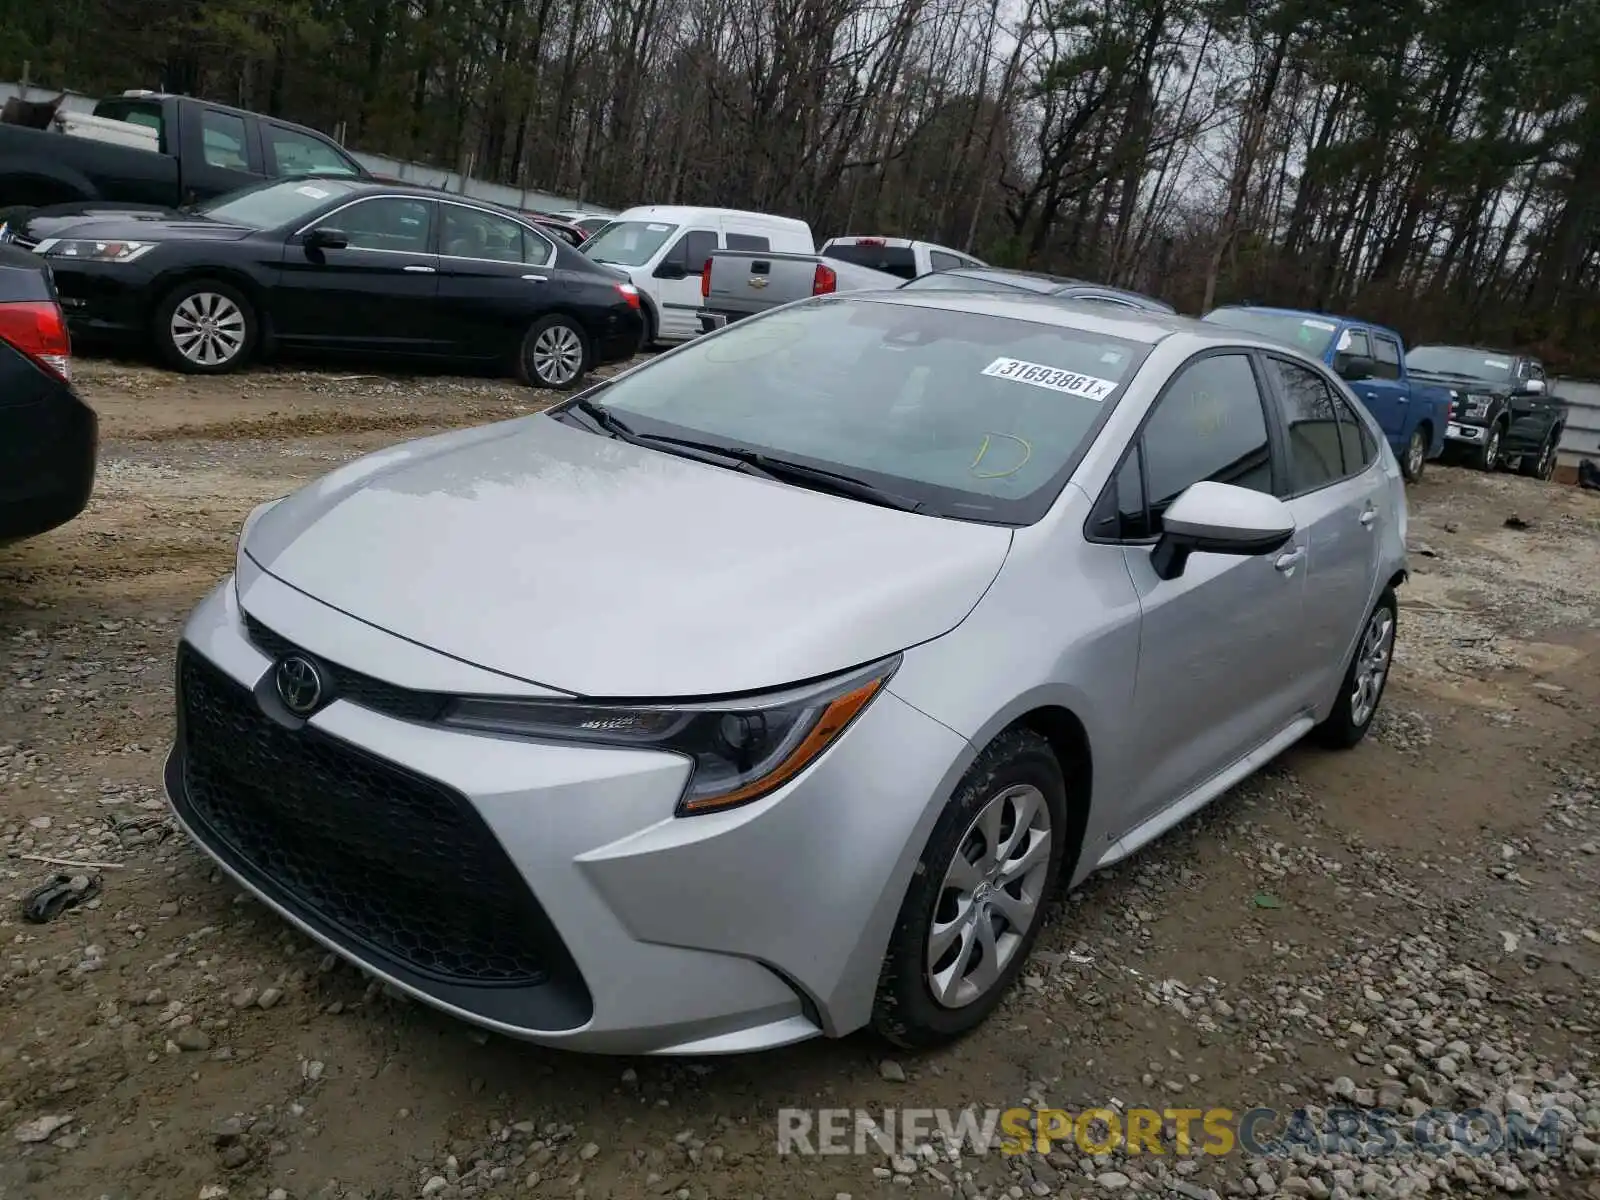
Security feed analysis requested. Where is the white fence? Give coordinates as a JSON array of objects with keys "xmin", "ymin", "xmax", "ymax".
[
  {"xmin": 1551, "ymin": 378, "xmax": 1600, "ymax": 470},
  {"xmin": 0, "ymin": 81, "xmax": 617, "ymax": 218}
]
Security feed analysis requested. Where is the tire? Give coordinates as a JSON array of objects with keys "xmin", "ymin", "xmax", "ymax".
[
  {"xmin": 871, "ymin": 727, "xmax": 1069, "ymax": 1051},
  {"xmin": 1518, "ymin": 431, "xmax": 1559, "ymax": 481},
  {"xmin": 154, "ymin": 278, "xmax": 257, "ymax": 374},
  {"xmin": 516, "ymin": 314, "xmax": 590, "ymax": 390},
  {"xmin": 1473, "ymin": 422, "xmax": 1502, "ymax": 471},
  {"xmin": 1401, "ymin": 427, "xmax": 1427, "ymax": 483},
  {"xmin": 1312, "ymin": 588, "xmax": 1398, "ymax": 750}
]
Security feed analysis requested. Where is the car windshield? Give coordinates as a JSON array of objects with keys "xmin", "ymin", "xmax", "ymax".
[
  {"xmin": 1202, "ymin": 308, "xmax": 1339, "ymax": 357},
  {"xmin": 580, "ymin": 297, "xmax": 1149, "ymax": 524},
  {"xmin": 582, "ymin": 220, "xmax": 678, "ymax": 266},
  {"xmin": 195, "ymin": 179, "xmax": 365, "ymax": 230},
  {"xmin": 1404, "ymin": 346, "xmax": 1515, "ymax": 382}
]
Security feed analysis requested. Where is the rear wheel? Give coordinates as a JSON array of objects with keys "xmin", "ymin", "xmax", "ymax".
[
  {"xmin": 1401, "ymin": 427, "xmax": 1427, "ymax": 483},
  {"xmin": 516, "ymin": 314, "xmax": 590, "ymax": 390},
  {"xmin": 871, "ymin": 727, "xmax": 1068, "ymax": 1050},
  {"xmin": 1473, "ymin": 422, "xmax": 1502, "ymax": 471},
  {"xmin": 1518, "ymin": 431, "xmax": 1559, "ymax": 480},
  {"xmin": 154, "ymin": 279, "xmax": 257, "ymax": 374},
  {"xmin": 1313, "ymin": 589, "xmax": 1397, "ymax": 750}
]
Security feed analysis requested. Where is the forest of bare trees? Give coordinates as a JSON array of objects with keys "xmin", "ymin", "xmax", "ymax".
[{"xmin": 6, "ymin": 0, "xmax": 1600, "ymax": 370}]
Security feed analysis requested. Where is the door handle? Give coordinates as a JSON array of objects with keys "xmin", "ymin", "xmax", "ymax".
[
  {"xmin": 403, "ymin": 264, "xmax": 435, "ymax": 274},
  {"xmin": 1274, "ymin": 547, "xmax": 1305, "ymax": 573},
  {"xmin": 1359, "ymin": 508, "xmax": 1377, "ymax": 527},
  {"xmin": 520, "ymin": 274, "xmax": 547, "ymax": 282}
]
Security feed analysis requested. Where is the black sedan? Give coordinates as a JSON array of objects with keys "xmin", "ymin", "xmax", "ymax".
[
  {"xmin": 14, "ymin": 179, "xmax": 645, "ymax": 389},
  {"xmin": 0, "ymin": 245, "xmax": 96, "ymax": 543},
  {"xmin": 898, "ymin": 266, "xmax": 1175, "ymax": 313}
]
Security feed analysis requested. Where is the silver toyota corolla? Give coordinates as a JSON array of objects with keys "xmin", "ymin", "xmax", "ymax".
[{"xmin": 164, "ymin": 292, "xmax": 1407, "ymax": 1055}]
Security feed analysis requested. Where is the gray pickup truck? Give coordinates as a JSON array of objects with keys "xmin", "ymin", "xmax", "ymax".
[{"xmin": 697, "ymin": 249, "xmax": 901, "ymax": 333}]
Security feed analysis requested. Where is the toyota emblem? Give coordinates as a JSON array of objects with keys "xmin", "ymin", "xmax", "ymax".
[{"xmin": 275, "ymin": 655, "xmax": 325, "ymax": 715}]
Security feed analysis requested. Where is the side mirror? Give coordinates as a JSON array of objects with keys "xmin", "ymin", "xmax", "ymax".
[
  {"xmin": 305, "ymin": 227, "xmax": 350, "ymax": 252},
  {"xmin": 1522, "ymin": 377, "xmax": 1546, "ymax": 395},
  {"xmin": 1150, "ymin": 481, "xmax": 1296, "ymax": 581},
  {"xmin": 1333, "ymin": 351, "xmax": 1376, "ymax": 382},
  {"xmin": 654, "ymin": 259, "xmax": 687, "ymax": 280}
]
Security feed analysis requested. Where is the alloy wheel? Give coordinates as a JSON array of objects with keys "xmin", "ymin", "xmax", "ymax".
[
  {"xmin": 531, "ymin": 324, "xmax": 583, "ymax": 386},
  {"xmin": 926, "ymin": 783, "xmax": 1052, "ymax": 1009},
  {"xmin": 1406, "ymin": 432, "xmax": 1425, "ymax": 479},
  {"xmin": 171, "ymin": 292, "xmax": 246, "ymax": 367},
  {"xmin": 1539, "ymin": 439, "xmax": 1557, "ymax": 479},
  {"xmin": 1482, "ymin": 427, "xmax": 1501, "ymax": 470},
  {"xmin": 1350, "ymin": 606, "xmax": 1395, "ymax": 728}
]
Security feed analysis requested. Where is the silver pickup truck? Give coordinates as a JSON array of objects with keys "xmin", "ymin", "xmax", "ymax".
[{"xmin": 697, "ymin": 250, "xmax": 901, "ymax": 333}]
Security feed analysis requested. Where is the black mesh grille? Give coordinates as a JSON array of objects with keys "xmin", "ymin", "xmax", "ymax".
[
  {"xmin": 243, "ymin": 613, "xmax": 447, "ymax": 723},
  {"xmin": 177, "ymin": 645, "xmax": 565, "ymax": 987}
]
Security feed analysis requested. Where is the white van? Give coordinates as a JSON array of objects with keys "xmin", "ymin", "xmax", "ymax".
[{"xmin": 582, "ymin": 205, "xmax": 814, "ymax": 343}]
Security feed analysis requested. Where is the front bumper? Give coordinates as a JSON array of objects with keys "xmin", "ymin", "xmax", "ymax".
[
  {"xmin": 1445, "ymin": 421, "xmax": 1487, "ymax": 444},
  {"xmin": 163, "ymin": 573, "xmax": 968, "ymax": 1054},
  {"xmin": 49, "ymin": 260, "xmax": 155, "ymax": 343}
]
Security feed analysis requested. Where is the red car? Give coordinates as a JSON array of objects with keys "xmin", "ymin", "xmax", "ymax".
[{"xmin": 525, "ymin": 213, "xmax": 589, "ymax": 247}]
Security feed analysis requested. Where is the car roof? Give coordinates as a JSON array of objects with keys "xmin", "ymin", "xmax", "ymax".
[
  {"xmin": 613, "ymin": 205, "xmax": 809, "ymax": 227},
  {"xmin": 841, "ymin": 290, "xmax": 1283, "ymax": 349},
  {"xmin": 1209, "ymin": 302, "xmax": 1377, "ymax": 328}
]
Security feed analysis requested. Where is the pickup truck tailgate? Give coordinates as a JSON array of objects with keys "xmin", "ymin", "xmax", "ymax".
[{"xmin": 704, "ymin": 252, "xmax": 822, "ymax": 319}]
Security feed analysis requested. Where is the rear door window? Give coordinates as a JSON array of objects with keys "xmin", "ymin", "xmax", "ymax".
[{"xmin": 1371, "ymin": 335, "xmax": 1402, "ymax": 380}]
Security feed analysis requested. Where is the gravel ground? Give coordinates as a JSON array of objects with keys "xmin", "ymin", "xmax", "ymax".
[{"xmin": 2, "ymin": 358, "xmax": 1599, "ymax": 1200}]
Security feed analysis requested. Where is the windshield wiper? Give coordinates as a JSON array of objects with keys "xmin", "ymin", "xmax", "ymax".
[
  {"xmin": 564, "ymin": 393, "xmax": 634, "ymax": 437},
  {"xmin": 620, "ymin": 433, "xmax": 926, "ymax": 513}
]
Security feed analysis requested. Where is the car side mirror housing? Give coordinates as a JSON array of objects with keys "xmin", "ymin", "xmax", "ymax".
[
  {"xmin": 305, "ymin": 228, "xmax": 349, "ymax": 252},
  {"xmin": 1150, "ymin": 481, "xmax": 1296, "ymax": 581},
  {"xmin": 1333, "ymin": 351, "xmax": 1377, "ymax": 382},
  {"xmin": 1521, "ymin": 377, "xmax": 1546, "ymax": 395}
]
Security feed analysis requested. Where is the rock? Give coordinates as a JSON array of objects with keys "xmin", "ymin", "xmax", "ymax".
[
  {"xmin": 199, "ymin": 1187, "xmax": 229, "ymax": 1200},
  {"xmin": 212, "ymin": 1116, "xmax": 244, "ymax": 1144},
  {"xmin": 579, "ymin": 1142, "xmax": 599, "ymax": 1160},
  {"xmin": 421, "ymin": 1177, "xmax": 448, "ymax": 1197},
  {"xmin": 1098, "ymin": 1172, "xmax": 1131, "ymax": 1190},
  {"xmin": 258, "ymin": 987, "xmax": 284, "ymax": 1009},
  {"xmin": 1572, "ymin": 1134, "xmax": 1600, "ymax": 1164},
  {"xmin": 879, "ymin": 1060, "xmax": 906, "ymax": 1082},
  {"xmin": 1333, "ymin": 1077, "xmax": 1357, "ymax": 1102},
  {"xmin": 13, "ymin": 1114, "xmax": 73, "ymax": 1143},
  {"xmin": 1436, "ymin": 1055, "xmax": 1460, "ymax": 1079},
  {"xmin": 220, "ymin": 1145, "xmax": 249, "ymax": 1170},
  {"xmin": 176, "ymin": 1027, "xmax": 212, "ymax": 1052},
  {"xmin": 267, "ymin": 1191, "xmax": 288, "ymax": 1200}
]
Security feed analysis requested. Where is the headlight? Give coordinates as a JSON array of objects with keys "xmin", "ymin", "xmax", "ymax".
[
  {"xmin": 1464, "ymin": 393, "xmax": 1492, "ymax": 419},
  {"xmin": 34, "ymin": 238, "xmax": 157, "ymax": 264},
  {"xmin": 441, "ymin": 657, "xmax": 899, "ymax": 816}
]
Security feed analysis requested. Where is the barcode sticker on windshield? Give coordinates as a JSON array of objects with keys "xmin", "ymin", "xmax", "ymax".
[
  {"xmin": 981, "ymin": 357, "xmax": 1117, "ymax": 401},
  {"xmin": 296, "ymin": 186, "xmax": 330, "ymax": 200}
]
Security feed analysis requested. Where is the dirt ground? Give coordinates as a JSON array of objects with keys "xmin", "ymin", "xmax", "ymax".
[{"xmin": 2, "ymin": 357, "xmax": 1599, "ymax": 1200}]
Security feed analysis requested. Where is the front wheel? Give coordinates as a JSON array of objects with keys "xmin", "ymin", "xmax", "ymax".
[
  {"xmin": 516, "ymin": 314, "xmax": 590, "ymax": 390},
  {"xmin": 1519, "ymin": 432, "xmax": 1558, "ymax": 481},
  {"xmin": 1401, "ymin": 428, "xmax": 1427, "ymax": 483},
  {"xmin": 1473, "ymin": 423, "xmax": 1502, "ymax": 472},
  {"xmin": 154, "ymin": 279, "xmax": 257, "ymax": 374},
  {"xmin": 1312, "ymin": 589, "xmax": 1398, "ymax": 750},
  {"xmin": 871, "ymin": 727, "xmax": 1068, "ymax": 1051}
]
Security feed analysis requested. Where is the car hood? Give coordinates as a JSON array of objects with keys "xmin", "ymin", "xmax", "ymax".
[
  {"xmin": 244, "ymin": 414, "xmax": 1013, "ymax": 698},
  {"xmin": 1405, "ymin": 369, "xmax": 1507, "ymax": 395},
  {"xmin": 28, "ymin": 210, "xmax": 254, "ymax": 245}
]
